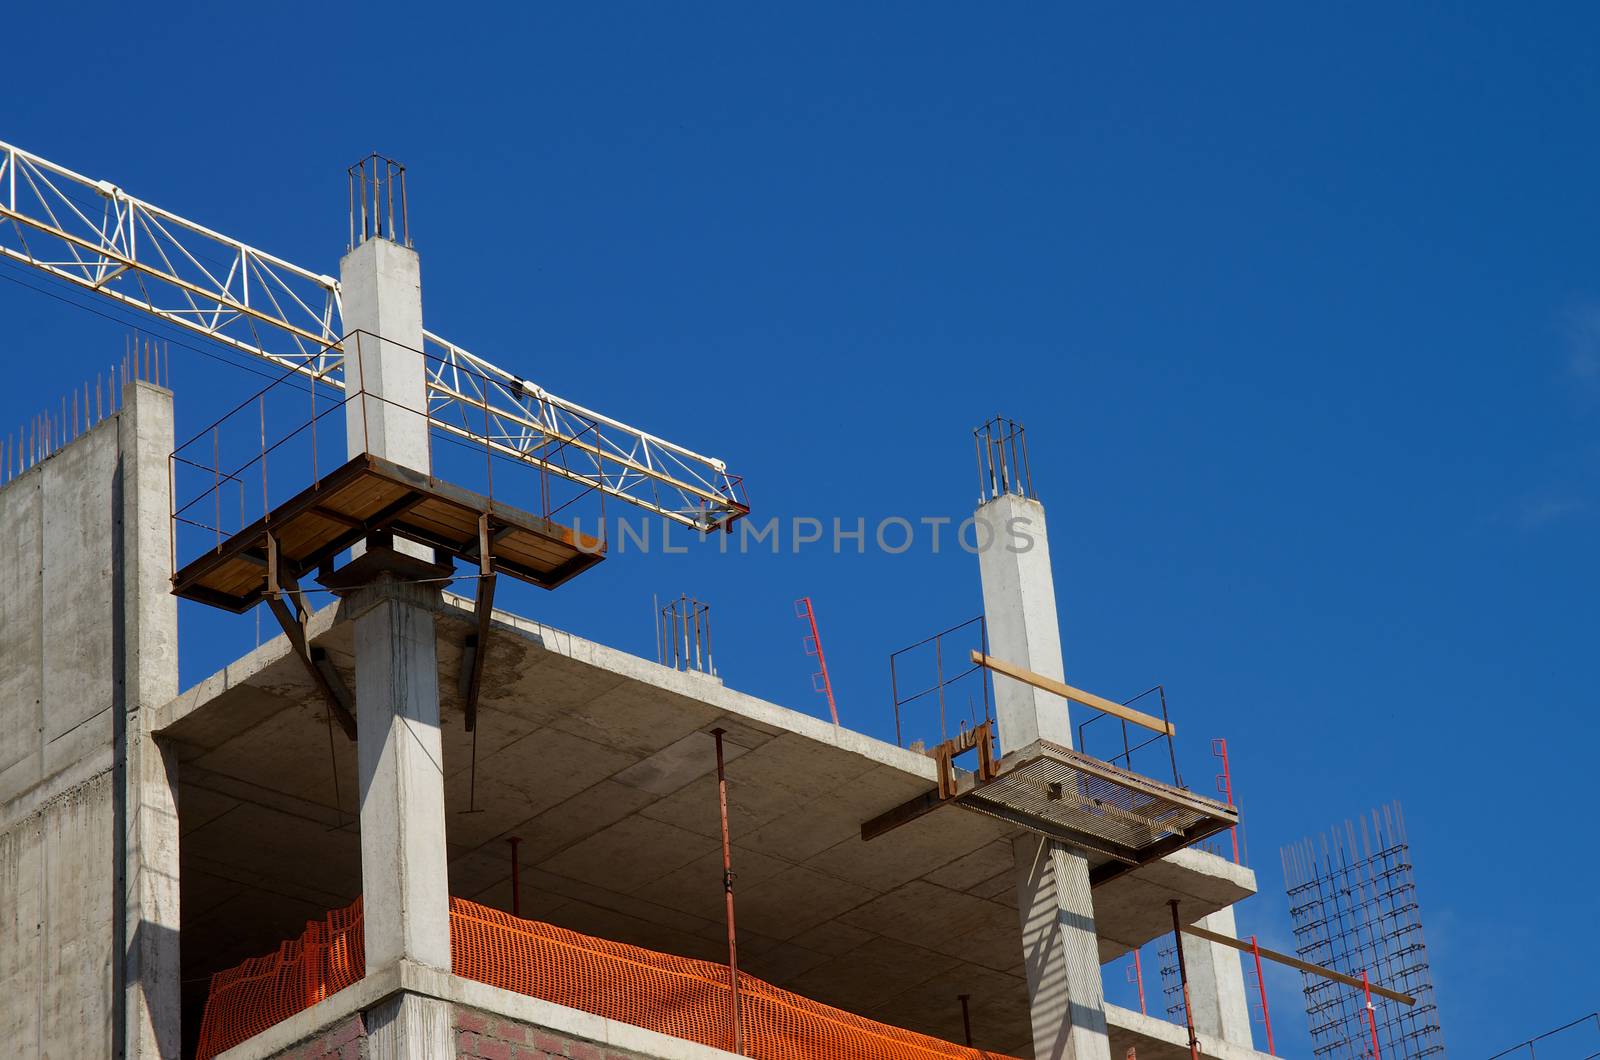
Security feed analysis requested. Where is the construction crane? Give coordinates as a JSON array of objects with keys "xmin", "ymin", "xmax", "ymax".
[{"xmin": 0, "ymin": 138, "xmax": 747, "ymax": 532}]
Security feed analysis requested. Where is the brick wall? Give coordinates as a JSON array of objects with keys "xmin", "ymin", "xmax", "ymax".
[
  {"xmin": 455, "ymin": 1005, "xmax": 654, "ymax": 1060},
  {"xmin": 259, "ymin": 1005, "xmax": 660, "ymax": 1060},
  {"xmin": 267, "ymin": 1013, "xmax": 365, "ymax": 1060}
]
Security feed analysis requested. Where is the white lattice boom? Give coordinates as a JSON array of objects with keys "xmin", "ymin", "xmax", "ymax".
[{"xmin": 0, "ymin": 138, "xmax": 747, "ymax": 531}]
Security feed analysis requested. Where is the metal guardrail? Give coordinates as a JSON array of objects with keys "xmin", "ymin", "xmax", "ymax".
[{"xmin": 169, "ymin": 329, "xmax": 608, "ymax": 576}]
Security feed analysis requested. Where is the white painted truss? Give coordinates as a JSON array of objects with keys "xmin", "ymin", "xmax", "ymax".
[{"xmin": 0, "ymin": 139, "xmax": 747, "ymax": 531}]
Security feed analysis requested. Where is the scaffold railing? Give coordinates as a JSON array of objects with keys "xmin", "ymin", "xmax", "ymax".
[
  {"xmin": 168, "ymin": 330, "xmax": 612, "ymax": 614},
  {"xmin": 169, "ymin": 331, "xmax": 609, "ymax": 571},
  {"xmin": 1484, "ymin": 1012, "xmax": 1600, "ymax": 1060}
]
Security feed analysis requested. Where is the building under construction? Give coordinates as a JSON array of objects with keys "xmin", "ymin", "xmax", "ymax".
[{"xmin": 0, "ymin": 138, "xmax": 1426, "ymax": 1060}]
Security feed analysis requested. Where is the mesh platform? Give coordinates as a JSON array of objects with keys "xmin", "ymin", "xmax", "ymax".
[
  {"xmin": 196, "ymin": 896, "xmax": 1022, "ymax": 1060},
  {"xmin": 956, "ymin": 740, "xmax": 1237, "ymax": 868}
]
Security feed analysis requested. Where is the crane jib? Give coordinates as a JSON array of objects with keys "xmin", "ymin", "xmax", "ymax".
[{"xmin": 0, "ymin": 137, "xmax": 746, "ymax": 532}]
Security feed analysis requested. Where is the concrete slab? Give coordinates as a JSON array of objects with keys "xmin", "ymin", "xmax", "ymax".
[
  {"xmin": 158, "ymin": 596, "xmax": 1256, "ymax": 1055},
  {"xmin": 1106, "ymin": 1003, "xmax": 1273, "ymax": 1059}
]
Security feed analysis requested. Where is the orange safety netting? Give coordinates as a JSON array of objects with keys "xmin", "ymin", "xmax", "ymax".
[{"xmin": 196, "ymin": 897, "xmax": 1019, "ymax": 1060}]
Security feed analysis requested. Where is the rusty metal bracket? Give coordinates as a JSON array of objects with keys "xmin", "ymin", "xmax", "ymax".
[
  {"xmin": 264, "ymin": 531, "xmax": 357, "ymax": 740},
  {"xmin": 461, "ymin": 513, "xmax": 497, "ymax": 732},
  {"xmin": 934, "ymin": 720, "xmax": 998, "ymax": 799},
  {"xmin": 863, "ymin": 721, "xmax": 997, "ymax": 840}
]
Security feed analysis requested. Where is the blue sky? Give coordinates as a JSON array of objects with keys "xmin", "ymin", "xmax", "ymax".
[{"xmin": 4, "ymin": 3, "xmax": 1597, "ymax": 1053}]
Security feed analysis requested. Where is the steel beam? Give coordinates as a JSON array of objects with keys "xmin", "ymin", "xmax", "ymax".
[{"xmin": 264, "ymin": 532, "xmax": 357, "ymax": 739}]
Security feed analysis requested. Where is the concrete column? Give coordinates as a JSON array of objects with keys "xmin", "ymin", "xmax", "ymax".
[
  {"xmin": 122, "ymin": 733, "xmax": 180, "ymax": 1060},
  {"xmin": 366, "ymin": 992, "xmax": 455, "ymax": 1059},
  {"xmin": 975, "ymin": 492, "xmax": 1071, "ymax": 753},
  {"xmin": 350, "ymin": 573, "xmax": 452, "ymax": 972},
  {"xmin": 340, "ymin": 236, "xmax": 430, "ymax": 473},
  {"xmin": 117, "ymin": 381, "xmax": 181, "ymax": 1060},
  {"xmin": 343, "ymin": 236, "xmax": 452, "ymax": 1056},
  {"xmin": 1180, "ymin": 907, "xmax": 1254, "ymax": 1047},
  {"xmin": 978, "ymin": 489, "xmax": 1109, "ymax": 1060},
  {"xmin": 1014, "ymin": 835, "xmax": 1111, "ymax": 1060}
]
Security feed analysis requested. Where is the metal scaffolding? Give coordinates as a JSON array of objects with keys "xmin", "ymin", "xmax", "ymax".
[{"xmin": 1281, "ymin": 803, "xmax": 1445, "ymax": 1058}]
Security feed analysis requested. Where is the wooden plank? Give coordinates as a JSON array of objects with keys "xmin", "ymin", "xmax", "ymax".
[
  {"xmin": 321, "ymin": 477, "xmax": 402, "ymax": 520},
  {"xmin": 399, "ymin": 510, "xmax": 477, "ymax": 545},
  {"xmin": 493, "ymin": 534, "xmax": 568, "ymax": 567},
  {"xmin": 1180, "ymin": 923, "xmax": 1415, "ymax": 1005},
  {"xmin": 309, "ymin": 504, "xmax": 365, "ymax": 529},
  {"xmin": 406, "ymin": 498, "xmax": 478, "ymax": 533},
  {"xmin": 361, "ymin": 490, "xmax": 428, "ymax": 534},
  {"xmin": 275, "ymin": 515, "xmax": 332, "ymax": 560},
  {"xmin": 463, "ymin": 523, "xmax": 517, "ymax": 560},
  {"xmin": 970, "ymin": 651, "xmax": 1175, "ymax": 737}
]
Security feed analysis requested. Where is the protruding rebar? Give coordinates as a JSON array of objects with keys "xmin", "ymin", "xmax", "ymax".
[
  {"xmin": 347, "ymin": 154, "xmax": 411, "ymax": 248},
  {"xmin": 974, "ymin": 415, "xmax": 1035, "ymax": 503},
  {"xmin": 507, "ymin": 836, "xmax": 523, "ymax": 918},
  {"xmin": 659, "ymin": 595, "xmax": 714, "ymax": 675}
]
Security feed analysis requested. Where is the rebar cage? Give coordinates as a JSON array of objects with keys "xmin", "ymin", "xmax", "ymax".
[{"xmin": 1282, "ymin": 804, "xmax": 1446, "ymax": 1059}]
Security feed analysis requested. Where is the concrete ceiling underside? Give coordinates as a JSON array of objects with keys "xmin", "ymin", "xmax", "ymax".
[{"xmin": 158, "ymin": 596, "xmax": 1256, "ymax": 1058}]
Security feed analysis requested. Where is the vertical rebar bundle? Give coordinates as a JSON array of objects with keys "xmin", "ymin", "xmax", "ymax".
[
  {"xmin": 347, "ymin": 154, "xmax": 410, "ymax": 248},
  {"xmin": 1, "ymin": 335, "xmax": 167, "ymax": 486},
  {"xmin": 657, "ymin": 594, "xmax": 715, "ymax": 676},
  {"xmin": 974, "ymin": 415, "xmax": 1034, "ymax": 504},
  {"xmin": 1280, "ymin": 803, "xmax": 1445, "ymax": 1058}
]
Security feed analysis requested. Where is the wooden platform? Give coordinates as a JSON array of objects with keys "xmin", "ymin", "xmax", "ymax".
[{"xmin": 173, "ymin": 454, "xmax": 604, "ymax": 612}]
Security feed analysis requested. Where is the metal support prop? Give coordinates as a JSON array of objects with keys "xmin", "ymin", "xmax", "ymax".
[
  {"xmin": 1133, "ymin": 950, "xmax": 1147, "ymax": 1016},
  {"xmin": 463, "ymin": 513, "xmax": 497, "ymax": 732},
  {"xmin": 1251, "ymin": 935, "xmax": 1276, "ymax": 1055},
  {"xmin": 712, "ymin": 728, "xmax": 744, "ymax": 1056},
  {"xmin": 1169, "ymin": 900, "xmax": 1201, "ymax": 1060},
  {"xmin": 1364, "ymin": 970, "xmax": 1382, "ymax": 1060},
  {"xmin": 263, "ymin": 532, "xmax": 357, "ymax": 739},
  {"xmin": 958, "ymin": 994, "xmax": 973, "ymax": 1047},
  {"xmin": 507, "ymin": 836, "xmax": 522, "ymax": 918}
]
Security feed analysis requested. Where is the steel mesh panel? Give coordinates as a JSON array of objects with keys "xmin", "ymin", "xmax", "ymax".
[{"xmin": 956, "ymin": 740, "xmax": 1233, "ymax": 861}]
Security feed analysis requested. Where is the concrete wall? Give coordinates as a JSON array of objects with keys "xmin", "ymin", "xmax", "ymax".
[
  {"xmin": 0, "ymin": 381, "xmax": 179, "ymax": 1058},
  {"xmin": 0, "ymin": 771, "xmax": 116, "ymax": 1057}
]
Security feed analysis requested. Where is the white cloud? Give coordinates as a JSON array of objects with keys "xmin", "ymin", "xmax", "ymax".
[
  {"xmin": 1564, "ymin": 303, "xmax": 1600, "ymax": 382},
  {"xmin": 1518, "ymin": 495, "xmax": 1587, "ymax": 529}
]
